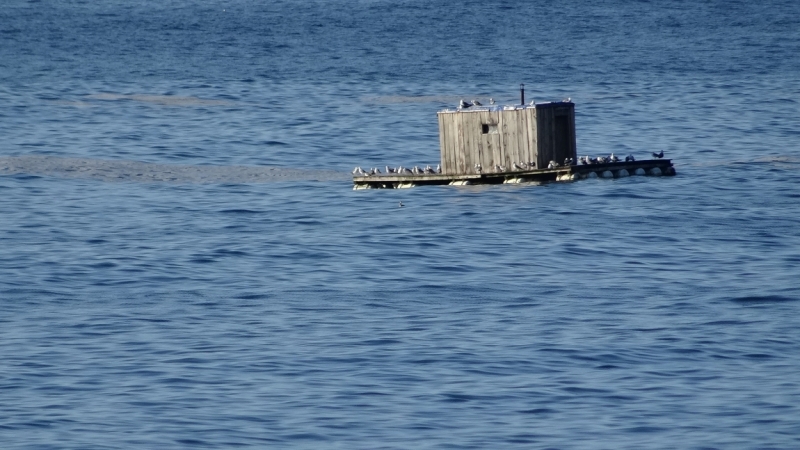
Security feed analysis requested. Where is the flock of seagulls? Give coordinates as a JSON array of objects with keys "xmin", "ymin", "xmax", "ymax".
[
  {"xmin": 578, "ymin": 153, "xmax": 629, "ymax": 165},
  {"xmin": 474, "ymin": 161, "xmax": 537, "ymax": 174},
  {"xmin": 574, "ymin": 151, "xmax": 664, "ymax": 165},
  {"xmin": 458, "ymin": 97, "xmax": 571, "ymax": 109},
  {"xmin": 354, "ymin": 151, "xmax": 666, "ymax": 177},
  {"xmin": 352, "ymin": 165, "xmax": 441, "ymax": 177}
]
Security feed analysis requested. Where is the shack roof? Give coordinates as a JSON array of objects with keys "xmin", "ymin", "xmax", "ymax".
[{"xmin": 438, "ymin": 101, "xmax": 572, "ymax": 114}]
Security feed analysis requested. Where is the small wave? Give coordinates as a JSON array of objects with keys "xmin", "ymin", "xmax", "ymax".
[
  {"xmin": 0, "ymin": 156, "xmax": 348, "ymax": 184},
  {"xmin": 85, "ymin": 93, "xmax": 234, "ymax": 107},
  {"xmin": 362, "ymin": 95, "xmax": 463, "ymax": 105}
]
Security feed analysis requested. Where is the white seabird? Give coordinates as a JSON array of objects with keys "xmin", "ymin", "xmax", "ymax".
[
  {"xmin": 459, "ymin": 99, "xmax": 473, "ymax": 109},
  {"xmin": 472, "ymin": 99, "xmax": 482, "ymax": 106}
]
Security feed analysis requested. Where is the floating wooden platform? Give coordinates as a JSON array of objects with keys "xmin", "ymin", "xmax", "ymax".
[{"xmin": 353, "ymin": 159, "xmax": 675, "ymax": 189}]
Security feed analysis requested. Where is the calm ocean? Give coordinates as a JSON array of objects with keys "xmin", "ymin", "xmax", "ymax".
[{"xmin": 1, "ymin": 0, "xmax": 800, "ymax": 448}]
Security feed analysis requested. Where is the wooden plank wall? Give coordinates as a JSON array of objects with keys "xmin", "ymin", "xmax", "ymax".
[
  {"xmin": 438, "ymin": 112, "xmax": 459, "ymax": 175},
  {"xmin": 440, "ymin": 107, "xmax": 566, "ymax": 175},
  {"xmin": 525, "ymin": 108, "xmax": 538, "ymax": 168},
  {"xmin": 438, "ymin": 113, "xmax": 448, "ymax": 173}
]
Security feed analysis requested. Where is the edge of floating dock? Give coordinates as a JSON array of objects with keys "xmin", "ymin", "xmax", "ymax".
[{"xmin": 353, "ymin": 160, "xmax": 674, "ymax": 189}]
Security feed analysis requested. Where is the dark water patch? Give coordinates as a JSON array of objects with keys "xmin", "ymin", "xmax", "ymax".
[{"xmin": 729, "ymin": 295, "xmax": 796, "ymax": 304}]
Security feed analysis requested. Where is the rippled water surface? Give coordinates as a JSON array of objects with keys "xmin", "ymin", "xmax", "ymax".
[{"xmin": 2, "ymin": 0, "xmax": 800, "ymax": 448}]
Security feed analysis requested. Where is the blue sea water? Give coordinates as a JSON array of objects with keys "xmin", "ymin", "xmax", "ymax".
[{"xmin": 2, "ymin": 0, "xmax": 800, "ymax": 448}]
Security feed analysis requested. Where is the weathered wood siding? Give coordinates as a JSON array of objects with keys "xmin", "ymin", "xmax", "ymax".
[{"xmin": 438, "ymin": 102, "xmax": 575, "ymax": 175}]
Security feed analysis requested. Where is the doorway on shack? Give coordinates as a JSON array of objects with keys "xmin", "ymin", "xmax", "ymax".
[{"xmin": 554, "ymin": 115, "xmax": 570, "ymax": 160}]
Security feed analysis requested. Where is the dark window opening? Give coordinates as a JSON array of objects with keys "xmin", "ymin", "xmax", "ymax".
[{"xmin": 481, "ymin": 124, "xmax": 498, "ymax": 134}]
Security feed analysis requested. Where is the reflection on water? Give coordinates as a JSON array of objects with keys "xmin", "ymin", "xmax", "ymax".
[
  {"xmin": 86, "ymin": 93, "xmax": 235, "ymax": 107},
  {"xmin": 0, "ymin": 156, "xmax": 348, "ymax": 183}
]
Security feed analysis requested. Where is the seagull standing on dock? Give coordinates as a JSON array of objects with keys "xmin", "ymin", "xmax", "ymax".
[
  {"xmin": 472, "ymin": 99, "xmax": 482, "ymax": 106},
  {"xmin": 459, "ymin": 99, "xmax": 473, "ymax": 109},
  {"xmin": 489, "ymin": 98, "xmax": 495, "ymax": 105},
  {"xmin": 609, "ymin": 153, "xmax": 619, "ymax": 163},
  {"xmin": 652, "ymin": 150, "xmax": 664, "ymax": 159},
  {"xmin": 436, "ymin": 164, "xmax": 441, "ymax": 174},
  {"xmin": 625, "ymin": 154, "xmax": 635, "ymax": 162}
]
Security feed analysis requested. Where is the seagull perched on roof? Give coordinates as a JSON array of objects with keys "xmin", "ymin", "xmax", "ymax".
[
  {"xmin": 547, "ymin": 160, "xmax": 558, "ymax": 169},
  {"xmin": 609, "ymin": 153, "xmax": 619, "ymax": 163},
  {"xmin": 625, "ymin": 154, "xmax": 635, "ymax": 162},
  {"xmin": 489, "ymin": 98, "xmax": 495, "ymax": 105},
  {"xmin": 435, "ymin": 164, "xmax": 441, "ymax": 174},
  {"xmin": 459, "ymin": 99, "xmax": 473, "ymax": 109},
  {"xmin": 652, "ymin": 150, "xmax": 664, "ymax": 159},
  {"xmin": 563, "ymin": 97, "xmax": 572, "ymax": 103},
  {"xmin": 529, "ymin": 99, "xmax": 536, "ymax": 106},
  {"xmin": 513, "ymin": 162, "xmax": 525, "ymax": 171},
  {"xmin": 472, "ymin": 99, "xmax": 482, "ymax": 106}
]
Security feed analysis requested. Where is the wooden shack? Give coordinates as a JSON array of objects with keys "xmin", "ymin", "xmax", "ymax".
[{"xmin": 437, "ymin": 101, "xmax": 577, "ymax": 175}]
